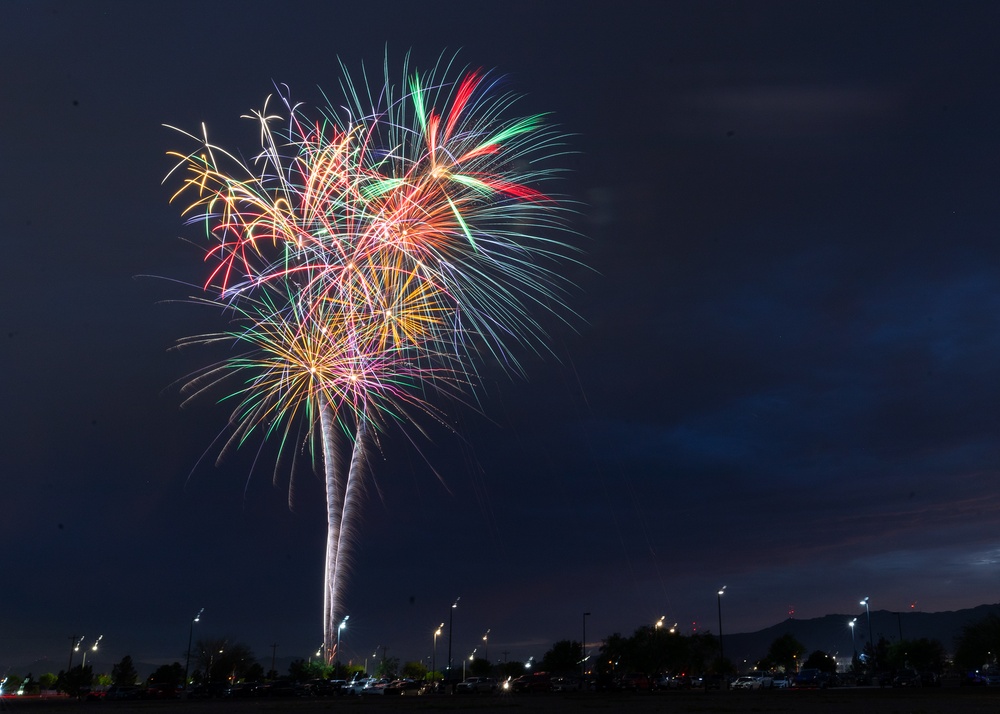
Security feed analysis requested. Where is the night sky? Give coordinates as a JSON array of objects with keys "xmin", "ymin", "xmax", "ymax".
[{"xmin": 5, "ymin": 1, "xmax": 1000, "ymax": 675}]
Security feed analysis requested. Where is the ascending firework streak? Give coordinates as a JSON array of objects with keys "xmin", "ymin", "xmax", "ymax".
[{"xmin": 165, "ymin": 53, "xmax": 579, "ymax": 663}]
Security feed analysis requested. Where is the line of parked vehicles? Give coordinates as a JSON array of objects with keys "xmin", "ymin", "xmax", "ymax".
[{"xmin": 88, "ymin": 665, "xmax": 998, "ymax": 701}]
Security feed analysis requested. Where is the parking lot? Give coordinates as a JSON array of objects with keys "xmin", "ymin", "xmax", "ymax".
[{"xmin": 7, "ymin": 688, "xmax": 1000, "ymax": 714}]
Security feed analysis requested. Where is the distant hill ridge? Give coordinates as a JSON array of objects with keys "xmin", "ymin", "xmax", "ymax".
[{"xmin": 725, "ymin": 602, "xmax": 1000, "ymax": 668}]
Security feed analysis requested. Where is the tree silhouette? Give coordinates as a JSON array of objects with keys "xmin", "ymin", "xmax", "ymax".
[{"xmin": 112, "ymin": 656, "xmax": 138, "ymax": 686}]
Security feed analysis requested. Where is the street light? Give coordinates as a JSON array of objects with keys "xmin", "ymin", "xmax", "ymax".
[
  {"xmin": 464, "ymin": 648, "xmax": 476, "ymax": 680},
  {"xmin": 655, "ymin": 616, "xmax": 665, "ymax": 629},
  {"xmin": 482, "ymin": 629, "xmax": 490, "ymax": 664},
  {"xmin": 336, "ymin": 615, "xmax": 349, "ymax": 676},
  {"xmin": 849, "ymin": 618, "xmax": 857, "ymax": 661},
  {"xmin": 432, "ymin": 623, "xmax": 443, "ymax": 686},
  {"xmin": 447, "ymin": 597, "xmax": 459, "ymax": 677},
  {"xmin": 184, "ymin": 608, "xmax": 203, "ymax": 691},
  {"xmin": 68, "ymin": 635, "xmax": 85, "ymax": 672},
  {"xmin": 582, "ymin": 612, "xmax": 591, "ymax": 678},
  {"xmin": 81, "ymin": 635, "xmax": 102, "ymax": 668},
  {"xmin": 860, "ymin": 596, "xmax": 874, "ymax": 669},
  {"xmin": 717, "ymin": 586, "xmax": 727, "ymax": 672}
]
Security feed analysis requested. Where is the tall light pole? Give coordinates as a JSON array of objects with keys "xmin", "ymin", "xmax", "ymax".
[
  {"xmin": 482, "ymin": 629, "xmax": 490, "ymax": 664},
  {"xmin": 81, "ymin": 635, "xmax": 102, "ymax": 669},
  {"xmin": 464, "ymin": 649, "xmax": 476, "ymax": 680},
  {"xmin": 184, "ymin": 608, "xmax": 203, "ymax": 690},
  {"xmin": 717, "ymin": 586, "xmax": 727, "ymax": 673},
  {"xmin": 860, "ymin": 596, "xmax": 874, "ymax": 670},
  {"xmin": 447, "ymin": 597, "xmax": 459, "ymax": 678},
  {"xmin": 432, "ymin": 624, "xmax": 443, "ymax": 685},
  {"xmin": 849, "ymin": 618, "xmax": 857, "ymax": 661},
  {"xmin": 337, "ymin": 615, "xmax": 349, "ymax": 677},
  {"xmin": 68, "ymin": 635, "xmax": 84, "ymax": 672},
  {"xmin": 582, "ymin": 612, "xmax": 591, "ymax": 678}
]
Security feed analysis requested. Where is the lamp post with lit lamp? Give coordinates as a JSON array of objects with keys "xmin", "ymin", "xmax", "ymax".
[
  {"xmin": 849, "ymin": 618, "xmax": 857, "ymax": 662},
  {"xmin": 336, "ymin": 615, "xmax": 349, "ymax": 677},
  {"xmin": 81, "ymin": 635, "xmax": 102, "ymax": 669},
  {"xmin": 860, "ymin": 596, "xmax": 874, "ymax": 669},
  {"xmin": 482, "ymin": 629, "xmax": 490, "ymax": 664},
  {"xmin": 582, "ymin": 612, "xmax": 591, "ymax": 678},
  {"xmin": 184, "ymin": 608, "xmax": 203, "ymax": 691},
  {"xmin": 68, "ymin": 635, "xmax": 84, "ymax": 672},
  {"xmin": 432, "ymin": 624, "xmax": 443, "ymax": 686},
  {"xmin": 447, "ymin": 597, "xmax": 459, "ymax": 678},
  {"xmin": 717, "ymin": 586, "xmax": 727, "ymax": 673}
]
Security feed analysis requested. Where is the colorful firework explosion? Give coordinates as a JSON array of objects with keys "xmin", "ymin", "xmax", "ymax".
[{"xmin": 165, "ymin": 53, "xmax": 578, "ymax": 662}]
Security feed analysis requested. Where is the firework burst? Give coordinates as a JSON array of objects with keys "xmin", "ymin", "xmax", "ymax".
[{"xmin": 165, "ymin": 52, "xmax": 579, "ymax": 663}]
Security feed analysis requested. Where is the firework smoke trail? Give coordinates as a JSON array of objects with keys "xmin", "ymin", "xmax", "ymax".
[{"xmin": 166, "ymin": 52, "xmax": 579, "ymax": 663}]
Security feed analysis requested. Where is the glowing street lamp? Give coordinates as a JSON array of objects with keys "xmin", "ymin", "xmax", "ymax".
[
  {"xmin": 464, "ymin": 648, "xmax": 476, "ymax": 680},
  {"xmin": 336, "ymin": 615, "xmax": 349, "ymax": 676},
  {"xmin": 184, "ymin": 608, "xmax": 203, "ymax": 690},
  {"xmin": 447, "ymin": 597, "xmax": 459, "ymax": 677},
  {"xmin": 432, "ymin": 623, "xmax": 443, "ymax": 685},
  {"xmin": 68, "ymin": 635, "xmax": 85, "ymax": 672},
  {"xmin": 482, "ymin": 629, "xmax": 490, "ymax": 664},
  {"xmin": 717, "ymin": 586, "xmax": 727, "ymax": 671},
  {"xmin": 860, "ymin": 597, "xmax": 874, "ymax": 669},
  {"xmin": 81, "ymin": 635, "xmax": 102, "ymax": 668},
  {"xmin": 849, "ymin": 618, "xmax": 857, "ymax": 660}
]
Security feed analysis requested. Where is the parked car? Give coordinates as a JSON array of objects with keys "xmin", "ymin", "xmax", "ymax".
[
  {"xmin": 342, "ymin": 677, "xmax": 371, "ymax": 695},
  {"xmin": 385, "ymin": 679, "xmax": 423, "ymax": 695},
  {"xmin": 731, "ymin": 676, "xmax": 762, "ymax": 690},
  {"xmin": 225, "ymin": 682, "xmax": 264, "ymax": 698},
  {"xmin": 187, "ymin": 682, "xmax": 229, "ymax": 699},
  {"xmin": 261, "ymin": 679, "xmax": 305, "ymax": 697},
  {"xmin": 142, "ymin": 683, "xmax": 181, "ymax": 699},
  {"xmin": 551, "ymin": 675, "xmax": 581, "ymax": 692},
  {"xmin": 103, "ymin": 685, "xmax": 141, "ymax": 700},
  {"xmin": 457, "ymin": 676, "xmax": 498, "ymax": 693},
  {"xmin": 619, "ymin": 673, "xmax": 651, "ymax": 690},
  {"xmin": 360, "ymin": 679, "xmax": 391, "ymax": 695},
  {"xmin": 308, "ymin": 678, "xmax": 345, "ymax": 696},
  {"xmin": 512, "ymin": 672, "xmax": 551, "ymax": 693},
  {"xmin": 792, "ymin": 668, "xmax": 834, "ymax": 688},
  {"xmin": 652, "ymin": 674, "xmax": 688, "ymax": 690}
]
